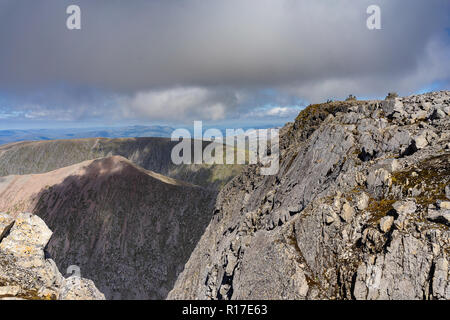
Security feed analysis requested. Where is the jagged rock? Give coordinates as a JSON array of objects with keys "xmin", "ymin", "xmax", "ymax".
[
  {"xmin": 169, "ymin": 91, "xmax": 450, "ymax": 301},
  {"xmin": 410, "ymin": 110, "xmax": 428, "ymax": 121},
  {"xmin": 427, "ymin": 207, "xmax": 450, "ymax": 226},
  {"xmin": 385, "ymin": 130, "xmax": 411, "ymax": 154},
  {"xmin": 324, "ymin": 205, "xmax": 340, "ymax": 225},
  {"xmin": 438, "ymin": 201, "xmax": 450, "ymax": 210},
  {"xmin": 59, "ymin": 277, "xmax": 105, "ymax": 300},
  {"xmin": 432, "ymin": 257, "xmax": 449, "ymax": 300},
  {"xmin": 413, "ymin": 130, "xmax": 438, "ymax": 150},
  {"xmin": 0, "ymin": 212, "xmax": 14, "ymax": 240},
  {"xmin": 0, "ymin": 213, "xmax": 104, "ymax": 300},
  {"xmin": 353, "ymin": 232, "xmax": 440, "ymax": 300},
  {"xmin": 0, "ymin": 212, "xmax": 53, "ymax": 267},
  {"xmin": 381, "ymin": 99, "xmax": 404, "ymax": 117},
  {"xmin": 367, "ymin": 168, "xmax": 391, "ymax": 197},
  {"xmin": 288, "ymin": 205, "xmax": 302, "ymax": 214},
  {"xmin": 379, "ymin": 216, "xmax": 394, "ymax": 233},
  {"xmin": 413, "ymin": 134, "xmax": 428, "ymax": 149},
  {"xmin": 0, "ymin": 286, "xmax": 22, "ymax": 299},
  {"xmin": 444, "ymin": 106, "xmax": 450, "ymax": 116},
  {"xmin": 393, "ymin": 200, "xmax": 417, "ymax": 216},
  {"xmin": 392, "ymin": 200, "xmax": 417, "ymax": 230},
  {"xmin": 420, "ymin": 101, "xmax": 432, "ymax": 111},
  {"xmin": 231, "ymin": 230, "xmax": 309, "ymax": 299},
  {"xmin": 340, "ymin": 202, "xmax": 354, "ymax": 222},
  {"xmin": 429, "ymin": 108, "xmax": 446, "ymax": 120},
  {"xmin": 356, "ymin": 193, "xmax": 370, "ymax": 211},
  {"xmin": 378, "ymin": 158, "xmax": 401, "ymax": 172}
]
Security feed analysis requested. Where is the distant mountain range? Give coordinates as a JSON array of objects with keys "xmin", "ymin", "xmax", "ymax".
[
  {"xmin": 0, "ymin": 125, "xmax": 175, "ymax": 145},
  {"xmin": 0, "ymin": 137, "xmax": 242, "ymax": 190},
  {"xmin": 0, "ymin": 124, "xmax": 279, "ymax": 146}
]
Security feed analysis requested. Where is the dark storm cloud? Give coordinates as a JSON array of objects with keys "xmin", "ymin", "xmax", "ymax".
[{"xmin": 0, "ymin": 0, "xmax": 449, "ymax": 122}]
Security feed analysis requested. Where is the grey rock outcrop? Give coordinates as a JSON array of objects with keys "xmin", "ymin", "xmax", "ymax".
[
  {"xmin": 427, "ymin": 201, "xmax": 450, "ymax": 226},
  {"xmin": 0, "ymin": 212, "xmax": 104, "ymax": 300},
  {"xmin": 169, "ymin": 91, "xmax": 449, "ymax": 300}
]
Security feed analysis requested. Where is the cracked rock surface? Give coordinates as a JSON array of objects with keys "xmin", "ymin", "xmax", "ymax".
[
  {"xmin": 169, "ymin": 91, "xmax": 449, "ymax": 300},
  {"xmin": 0, "ymin": 212, "xmax": 104, "ymax": 300}
]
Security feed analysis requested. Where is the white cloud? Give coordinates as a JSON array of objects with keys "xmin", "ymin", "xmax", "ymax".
[
  {"xmin": 123, "ymin": 87, "xmax": 231, "ymax": 121},
  {"xmin": 0, "ymin": 0, "xmax": 449, "ymax": 124},
  {"xmin": 265, "ymin": 107, "xmax": 301, "ymax": 117}
]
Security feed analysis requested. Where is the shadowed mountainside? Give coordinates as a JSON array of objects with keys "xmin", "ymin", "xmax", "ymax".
[
  {"xmin": 0, "ymin": 137, "xmax": 242, "ymax": 190},
  {"xmin": 0, "ymin": 156, "xmax": 216, "ymax": 299},
  {"xmin": 0, "ymin": 125, "xmax": 175, "ymax": 146}
]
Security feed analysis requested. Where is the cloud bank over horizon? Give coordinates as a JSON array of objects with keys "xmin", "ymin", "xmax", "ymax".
[{"xmin": 0, "ymin": 0, "xmax": 449, "ymax": 128}]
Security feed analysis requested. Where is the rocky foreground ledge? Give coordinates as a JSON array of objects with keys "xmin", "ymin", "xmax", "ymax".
[{"xmin": 0, "ymin": 212, "xmax": 104, "ymax": 300}]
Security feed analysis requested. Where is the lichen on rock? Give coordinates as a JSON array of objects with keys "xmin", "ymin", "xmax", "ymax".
[
  {"xmin": 169, "ymin": 91, "xmax": 450, "ymax": 300},
  {"xmin": 0, "ymin": 212, "xmax": 104, "ymax": 300}
]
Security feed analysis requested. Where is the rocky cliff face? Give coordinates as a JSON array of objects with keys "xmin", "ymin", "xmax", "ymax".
[
  {"xmin": 0, "ymin": 137, "xmax": 241, "ymax": 190},
  {"xmin": 0, "ymin": 156, "xmax": 216, "ymax": 299},
  {"xmin": 0, "ymin": 212, "xmax": 104, "ymax": 300},
  {"xmin": 169, "ymin": 91, "xmax": 450, "ymax": 300}
]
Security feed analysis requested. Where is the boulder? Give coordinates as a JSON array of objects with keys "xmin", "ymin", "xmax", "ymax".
[
  {"xmin": 427, "ymin": 208, "xmax": 450, "ymax": 226},
  {"xmin": 379, "ymin": 216, "xmax": 394, "ymax": 233},
  {"xmin": 0, "ymin": 212, "xmax": 14, "ymax": 241},
  {"xmin": 393, "ymin": 200, "xmax": 417, "ymax": 216},
  {"xmin": 0, "ymin": 213, "xmax": 105, "ymax": 300},
  {"xmin": 340, "ymin": 202, "xmax": 354, "ymax": 222}
]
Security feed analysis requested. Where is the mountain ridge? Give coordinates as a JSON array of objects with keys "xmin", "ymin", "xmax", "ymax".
[
  {"xmin": 169, "ymin": 91, "xmax": 450, "ymax": 300},
  {"xmin": 0, "ymin": 137, "xmax": 242, "ymax": 190},
  {"xmin": 0, "ymin": 155, "xmax": 217, "ymax": 299}
]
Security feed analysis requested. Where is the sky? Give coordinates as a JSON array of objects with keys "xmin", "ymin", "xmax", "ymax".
[{"xmin": 0, "ymin": 0, "xmax": 449, "ymax": 130}]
